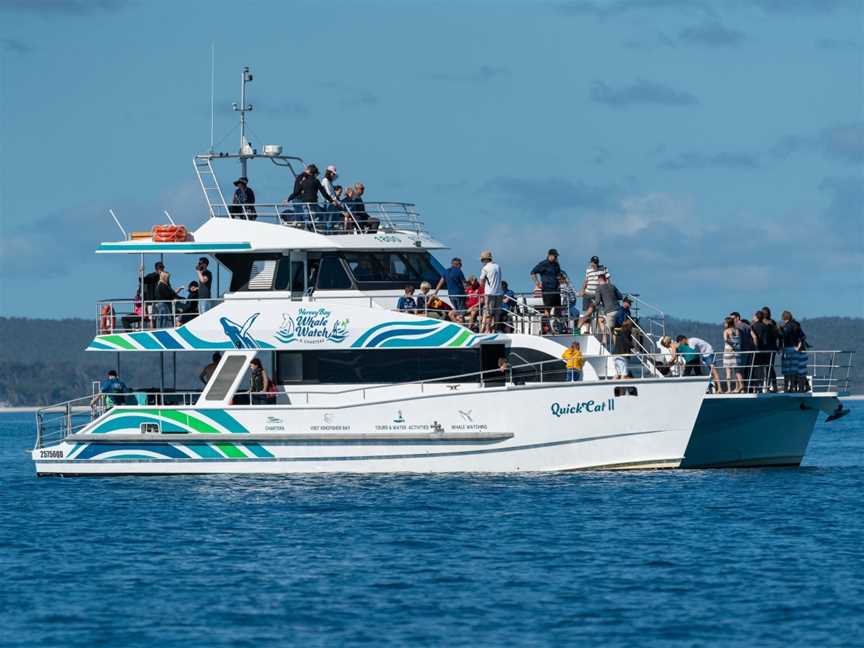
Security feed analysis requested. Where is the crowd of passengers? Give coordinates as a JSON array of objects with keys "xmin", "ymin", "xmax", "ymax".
[
  {"xmin": 99, "ymin": 257, "xmax": 215, "ymax": 333},
  {"xmin": 229, "ymin": 165, "xmax": 380, "ymax": 232}
]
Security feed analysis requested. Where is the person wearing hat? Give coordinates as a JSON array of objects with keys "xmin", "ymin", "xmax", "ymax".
[
  {"xmin": 530, "ymin": 249, "xmax": 564, "ymax": 314},
  {"xmin": 321, "ymin": 165, "xmax": 342, "ymax": 231},
  {"xmin": 479, "ymin": 250, "xmax": 502, "ymax": 333},
  {"xmin": 230, "ymin": 177, "xmax": 256, "ymax": 220},
  {"xmin": 614, "ymin": 294, "xmax": 633, "ymax": 329}
]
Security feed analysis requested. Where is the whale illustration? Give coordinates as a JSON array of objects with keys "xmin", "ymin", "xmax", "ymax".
[{"xmin": 220, "ymin": 313, "xmax": 260, "ymax": 349}]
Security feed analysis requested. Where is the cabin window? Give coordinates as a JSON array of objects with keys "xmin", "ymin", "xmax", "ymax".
[
  {"xmin": 275, "ymin": 349, "xmax": 481, "ymax": 384},
  {"xmin": 316, "ymin": 254, "xmax": 352, "ymax": 290},
  {"xmin": 216, "ymin": 253, "xmax": 281, "ymax": 292},
  {"xmin": 614, "ymin": 386, "xmax": 638, "ymax": 397},
  {"xmin": 341, "ymin": 252, "xmax": 444, "ymax": 288},
  {"xmin": 248, "ymin": 259, "xmax": 277, "ymax": 290}
]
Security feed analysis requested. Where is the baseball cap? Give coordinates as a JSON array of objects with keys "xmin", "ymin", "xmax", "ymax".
[
  {"xmin": 548, "ymin": 248, "xmax": 559, "ymax": 257},
  {"xmin": 590, "ymin": 255, "xmax": 600, "ymax": 264},
  {"xmin": 326, "ymin": 165, "xmax": 338, "ymax": 175}
]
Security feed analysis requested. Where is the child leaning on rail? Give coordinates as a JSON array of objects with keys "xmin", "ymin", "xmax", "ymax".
[{"xmin": 562, "ymin": 341, "xmax": 584, "ymax": 382}]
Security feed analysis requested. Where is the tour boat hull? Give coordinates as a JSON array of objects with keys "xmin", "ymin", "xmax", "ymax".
[
  {"xmin": 34, "ymin": 378, "xmax": 706, "ymax": 476},
  {"xmin": 680, "ymin": 393, "xmax": 843, "ymax": 468}
]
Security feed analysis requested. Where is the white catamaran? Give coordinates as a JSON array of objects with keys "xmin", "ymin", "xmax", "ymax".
[{"xmin": 31, "ymin": 68, "xmax": 852, "ymax": 476}]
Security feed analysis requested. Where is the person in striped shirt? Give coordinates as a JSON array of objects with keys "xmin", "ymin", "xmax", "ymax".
[{"xmin": 582, "ymin": 255, "xmax": 609, "ymax": 311}]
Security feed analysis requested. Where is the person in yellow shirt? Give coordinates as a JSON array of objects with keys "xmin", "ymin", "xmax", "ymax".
[{"xmin": 562, "ymin": 341, "xmax": 584, "ymax": 382}]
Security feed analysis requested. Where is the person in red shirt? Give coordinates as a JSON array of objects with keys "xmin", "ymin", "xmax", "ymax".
[{"xmin": 465, "ymin": 276, "xmax": 484, "ymax": 331}]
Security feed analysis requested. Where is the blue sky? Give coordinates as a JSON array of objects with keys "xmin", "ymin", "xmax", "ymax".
[{"xmin": 1, "ymin": 0, "xmax": 862, "ymax": 321}]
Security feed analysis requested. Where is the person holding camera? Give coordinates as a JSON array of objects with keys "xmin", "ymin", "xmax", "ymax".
[{"xmin": 196, "ymin": 257, "xmax": 213, "ymax": 312}]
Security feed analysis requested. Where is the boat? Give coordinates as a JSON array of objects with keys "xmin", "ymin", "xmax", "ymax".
[
  {"xmin": 31, "ymin": 67, "xmax": 852, "ymax": 476},
  {"xmin": 31, "ymin": 67, "xmax": 711, "ymax": 476}
]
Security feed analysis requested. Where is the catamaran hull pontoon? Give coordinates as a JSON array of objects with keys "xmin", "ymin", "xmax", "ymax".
[
  {"xmin": 33, "ymin": 378, "xmax": 707, "ymax": 476},
  {"xmin": 681, "ymin": 393, "xmax": 847, "ymax": 468}
]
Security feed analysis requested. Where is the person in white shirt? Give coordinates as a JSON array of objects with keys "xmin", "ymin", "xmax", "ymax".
[
  {"xmin": 321, "ymin": 165, "xmax": 341, "ymax": 231},
  {"xmin": 479, "ymin": 250, "xmax": 502, "ymax": 333},
  {"xmin": 687, "ymin": 336, "xmax": 721, "ymax": 392}
]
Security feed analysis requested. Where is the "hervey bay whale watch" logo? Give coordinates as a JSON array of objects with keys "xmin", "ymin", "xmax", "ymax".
[{"xmin": 275, "ymin": 308, "xmax": 349, "ymax": 344}]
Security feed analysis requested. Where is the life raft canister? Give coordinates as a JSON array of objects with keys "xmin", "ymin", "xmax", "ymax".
[{"xmin": 151, "ymin": 224, "xmax": 188, "ymax": 242}]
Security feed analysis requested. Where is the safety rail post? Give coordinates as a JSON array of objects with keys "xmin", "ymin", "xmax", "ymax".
[
  {"xmin": 65, "ymin": 402, "xmax": 72, "ymax": 440},
  {"xmin": 35, "ymin": 411, "xmax": 43, "ymax": 450}
]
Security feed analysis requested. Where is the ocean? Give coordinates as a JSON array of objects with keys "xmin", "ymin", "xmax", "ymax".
[{"xmin": 1, "ymin": 407, "xmax": 862, "ymax": 647}]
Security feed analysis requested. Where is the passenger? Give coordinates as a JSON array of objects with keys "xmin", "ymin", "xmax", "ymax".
[
  {"xmin": 436, "ymin": 257, "xmax": 467, "ymax": 316},
  {"xmin": 582, "ymin": 255, "xmax": 609, "ymax": 317},
  {"xmin": 200, "ymin": 352, "xmax": 222, "ymax": 385},
  {"xmin": 750, "ymin": 310, "xmax": 772, "ymax": 392},
  {"xmin": 479, "ymin": 250, "xmax": 502, "ymax": 334},
  {"xmin": 722, "ymin": 316, "xmax": 744, "ymax": 393},
  {"xmin": 121, "ymin": 288, "xmax": 143, "ymax": 331},
  {"xmin": 427, "ymin": 294, "xmax": 463, "ymax": 323},
  {"xmin": 177, "ymin": 281, "xmax": 200, "ymax": 324},
  {"xmin": 230, "ymin": 177, "xmax": 256, "ymax": 219},
  {"xmin": 396, "ymin": 285, "xmax": 417, "ymax": 313},
  {"xmin": 341, "ymin": 185, "xmax": 360, "ymax": 231},
  {"xmin": 195, "ymin": 258, "xmax": 213, "ymax": 313},
  {"xmin": 558, "ymin": 274, "xmax": 580, "ymax": 333},
  {"xmin": 285, "ymin": 164, "xmax": 335, "ymax": 229},
  {"xmin": 142, "ymin": 261, "xmax": 165, "ymax": 328},
  {"xmin": 562, "ymin": 340, "xmax": 584, "ymax": 382},
  {"xmin": 155, "ymin": 271, "xmax": 183, "ymax": 328},
  {"xmin": 501, "ymin": 280, "xmax": 517, "ymax": 330},
  {"xmin": 91, "ymin": 369, "xmax": 129, "ymax": 410},
  {"xmin": 530, "ymin": 249, "xmax": 564, "ymax": 317},
  {"xmin": 498, "ymin": 356, "xmax": 511, "ymax": 380},
  {"xmin": 780, "ymin": 310, "xmax": 809, "ymax": 392},
  {"xmin": 321, "ymin": 165, "xmax": 342, "ymax": 231},
  {"xmin": 614, "ymin": 295, "xmax": 633, "ymax": 328},
  {"xmin": 612, "ymin": 320, "xmax": 635, "ymax": 379},
  {"xmin": 672, "ymin": 335, "xmax": 701, "ymax": 377},
  {"xmin": 657, "ymin": 335, "xmax": 678, "ymax": 376},
  {"xmin": 593, "ymin": 274, "xmax": 623, "ymax": 347},
  {"xmin": 760, "ymin": 306, "xmax": 781, "ymax": 392},
  {"xmin": 353, "ymin": 183, "xmax": 377, "ymax": 232},
  {"xmin": 416, "ymin": 281, "xmax": 433, "ymax": 313},
  {"xmin": 688, "ymin": 335, "xmax": 721, "ymax": 392},
  {"xmin": 731, "ymin": 311, "xmax": 755, "ymax": 391},
  {"xmin": 464, "ymin": 276, "xmax": 483, "ymax": 330},
  {"xmin": 249, "ymin": 358, "xmax": 272, "ymax": 405},
  {"xmin": 333, "ymin": 184, "xmax": 343, "ymax": 201}
]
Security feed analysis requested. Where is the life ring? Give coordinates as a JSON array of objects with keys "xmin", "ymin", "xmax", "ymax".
[
  {"xmin": 151, "ymin": 224, "xmax": 188, "ymax": 242},
  {"xmin": 99, "ymin": 304, "xmax": 116, "ymax": 334}
]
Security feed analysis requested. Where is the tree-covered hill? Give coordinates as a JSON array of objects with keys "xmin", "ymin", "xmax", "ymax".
[{"xmin": 0, "ymin": 316, "xmax": 860, "ymax": 405}]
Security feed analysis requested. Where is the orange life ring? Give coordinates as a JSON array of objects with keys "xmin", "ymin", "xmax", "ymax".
[
  {"xmin": 151, "ymin": 224, "xmax": 188, "ymax": 242},
  {"xmin": 99, "ymin": 304, "xmax": 116, "ymax": 334}
]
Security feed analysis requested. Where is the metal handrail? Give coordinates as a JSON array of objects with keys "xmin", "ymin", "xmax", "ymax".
[
  {"xmin": 209, "ymin": 201, "xmax": 426, "ymax": 237},
  {"xmin": 97, "ymin": 297, "xmax": 222, "ymax": 334}
]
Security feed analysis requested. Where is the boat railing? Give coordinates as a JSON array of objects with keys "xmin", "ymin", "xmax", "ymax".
[
  {"xmin": 643, "ymin": 348, "xmax": 854, "ymax": 395},
  {"xmin": 209, "ymin": 201, "xmax": 427, "ymax": 237},
  {"xmin": 97, "ymin": 297, "xmax": 223, "ymax": 334}
]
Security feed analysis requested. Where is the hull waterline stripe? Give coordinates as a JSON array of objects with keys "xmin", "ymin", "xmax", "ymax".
[
  {"xmin": 196, "ymin": 409, "xmax": 247, "ymax": 433},
  {"xmin": 87, "ymin": 341, "xmax": 114, "ymax": 350},
  {"xmin": 174, "ymin": 325, "xmax": 235, "ymax": 350},
  {"xmin": 351, "ymin": 319, "xmax": 441, "ymax": 348}
]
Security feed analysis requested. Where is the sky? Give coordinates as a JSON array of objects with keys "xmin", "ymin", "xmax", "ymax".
[{"xmin": 0, "ymin": 0, "xmax": 862, "ymax": 322}]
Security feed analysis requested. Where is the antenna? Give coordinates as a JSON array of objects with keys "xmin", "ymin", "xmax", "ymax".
[
  {"xmin": 209, "ymin": 43, "xmax": 215, "ymax": 153},
  {"xmin": 232, "ymin": 66, "xmax": 253, "ymax": 178}
]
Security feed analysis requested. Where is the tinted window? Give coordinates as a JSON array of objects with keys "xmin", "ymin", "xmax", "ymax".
[
  {"xmin": 316, "ymin": 255, "xmax": 353, "ymax": 290},
  {"xmin": 275, "ymin": 349, "xmax": 481, "ymax": 384},
  {"xmin": 342, "ymin": 252, "xmax": 444, "ymax": 287}
]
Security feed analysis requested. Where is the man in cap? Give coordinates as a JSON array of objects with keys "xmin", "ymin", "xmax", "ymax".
[
  {"xmin": 479, "ymin": 250, "xmax": 502, "ymax": 333},
  {"xmin": 230, "ymin": 177, "xmax": 256, "ymax": 220},
  {"xmin": 320, "ymin": 165, "xmax": 342, "ymax": 231},
  {"xmin": 530, "ymin": 249, "xmax": 564, "ymax": 315}
]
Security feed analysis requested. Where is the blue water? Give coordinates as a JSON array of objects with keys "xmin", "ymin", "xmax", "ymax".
[{"xmin": 1, "ymin": 408, "xmax": 863, "ymax": 647}]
